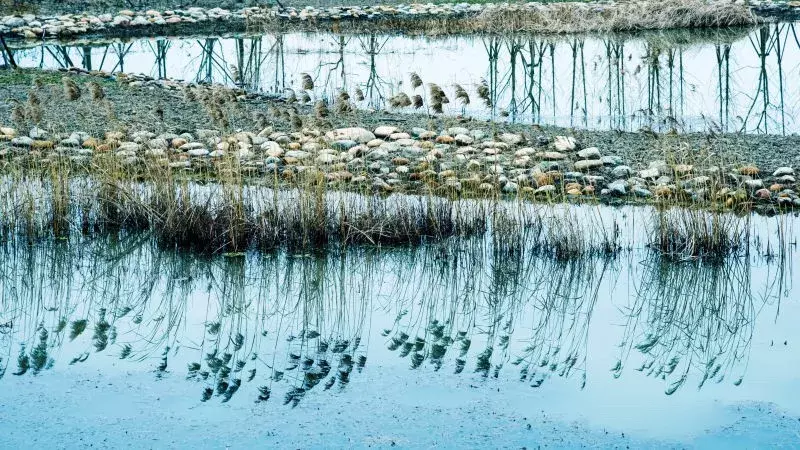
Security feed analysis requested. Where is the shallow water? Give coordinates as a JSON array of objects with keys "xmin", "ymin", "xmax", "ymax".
[
  {"xmin": 7, "ymin": 23, "xmax": 800, "ymax": 134},
  {"xmin": 0, "ymin": 205, "xmax": 798, "ymax": 439}
]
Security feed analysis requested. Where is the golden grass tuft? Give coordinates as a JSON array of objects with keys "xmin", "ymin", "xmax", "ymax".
[
  {"xmin": 301, "ymin": 73, "xmax": 314, "ymax": 91},
  {"xmin": 88, "ymin": 81, "xmax": 105, "ymax": 101},
  {"xmin": 62, "ymin": 77, "xmax": 81, "ymax": 101},
  {"xmin": 475, "ymin": 0, "xmax": 757, "ymax": 34}
]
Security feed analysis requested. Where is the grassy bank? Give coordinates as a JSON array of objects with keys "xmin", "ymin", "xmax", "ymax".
[
  {"xmin": 2, "ymin": 0, "xmax": 764, "ymax": 42},
  {"xmin": 0, "ymin": 68, "xmax": 793, "ymax": 260}
]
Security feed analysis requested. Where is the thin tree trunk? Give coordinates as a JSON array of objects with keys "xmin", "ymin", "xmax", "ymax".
[{"xmin": 0, "ymin": 37, "xmax": 18, "ymax": 69}]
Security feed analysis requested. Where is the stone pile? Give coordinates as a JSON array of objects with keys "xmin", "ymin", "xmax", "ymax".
[{"xmin": 2, "ymin": 122, "xmax": 798, "ymax": 211}]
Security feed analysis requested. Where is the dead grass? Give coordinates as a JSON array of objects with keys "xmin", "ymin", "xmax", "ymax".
[
  {"xmin": 251, "ymin": 0, "xmax": 758, "ymax": 35},
  {"xmin": 475, "ymin": 0, "xmax": 758, "ymax": 33}
]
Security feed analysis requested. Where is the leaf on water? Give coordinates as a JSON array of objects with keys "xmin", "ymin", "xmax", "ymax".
[
  {"xmin": 156, "ymin": 346, "xmax": 169, "ymax": 373},
  {"xmin": 256, "ymin": 386, "xmax": 271, "ymax": 402},
  {"xmin": 410, "ymin": 352, "xmax": 424, "ymax": 369},
  {"xmin": 13, "ymin": 346, "xmax": 29, "ymax": 376},
  {"xmin": 459, "ymin": 338, "xmax": 471, "ymax": 357},
  {"xmin": 222, "ymin": 379, "xmax": 241, "ymax": 402},
  {"xmin": 611, "ymin": 360, "xmax": 623, "ymax": 378},
  {"xmin": 69, "ymin": 320, "xmax": 88, "ymax": 340},
  {"xmin": 247, "ymin": 368, "xmax": 256, "ymax": 382},
  {"xmin": 31, "ymin": 328, "xmax": 49, "ymax": 374},
  {"xmin": 92, "ymin": 312, "xmax": 111, "ymax": 352},
  {"xmin": 69, "ymin": 352, "xmax": 89, "ymax": 365},
  {"xmin": 119, "ymin": 344, "xmax": 132, "ymax": 359},
  {"xmin": 206, "ymin": 322, "xmax": 221, "ymax": 335},
  {"xmin": 235, "ymin": 360, "xmax": 246, "ymax": 372},
  {"xmin": 331, "ymin": 340, "xmax": 349, "ymax": 353},
  {"xmin": 399, "ymin": 342, "xmax": 414, "ymax": 358},
  {"xmin": 187, "ymin": 362, "xmax": 201, "ymax": 379},
  {"xmin": 115, "ymin": 306, "xmax": 132, "ymax": 318},
  {"xmin": 54, "ymin": 318, "xmax": 67, "ymax": 334},
  {"xmin": 356, "ymin": 356, "xmax": 367, "ymax": 373},
  {"xmin": 283, "ymin": 387, "xmax": 306, "ymax": 407},
  {"xmin": 665, "ymin": 375, "xmax": 687, "ymax": 395},
  {"xmin": 232, "ymin": 333, "xmax": 244, "ymax": 351},
  {"xmin": 201, "ymin": 387, "xmax": 213, "ymax": 402},
  {"xmin": 475, "ymin": 348, "xmax": 493, "ymax": 377},
  {"xmin": 388, "ymin": 332, "xmax": 409, "ymax": 351}
]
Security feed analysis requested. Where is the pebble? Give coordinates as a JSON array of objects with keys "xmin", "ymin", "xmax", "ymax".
[
  {"xmin": 574, "ymin": 160, "xmax": 603, "ymax": 171},
  {"xmin": 611, "ymin": 165, "xmax": 632, "ymax": 179},
  {"xmin": 606, "ymin": 180, "xmax": 627, "ymax": 196},
  {"xmin": 773, "ymin": 167, "xmax": 794, "ymax": 177},
  {"xmin": 577, "ymin": 147, "xmax": 601, "ymax": 159}
]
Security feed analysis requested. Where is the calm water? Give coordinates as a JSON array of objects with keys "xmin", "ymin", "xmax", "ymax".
[
  {"xmin": 7, "ymin": 23, "xmax": 800, "ymax": 134},
  {"xmin": 0, "ymin": 206, "xmax": 798, "ymax": 436}
]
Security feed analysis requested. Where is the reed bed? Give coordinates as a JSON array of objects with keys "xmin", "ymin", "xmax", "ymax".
[
  {"xmin": 0, "ymin": 154, "xmax": 624, "ymax": 257},
  {"xmin": 475, "ymin": 0, "xmax": 757, "ymax": 34},
  {"xmin": 252, "ymin": 0, "xmax": 758, "ymax": 36},
  {"xmin": 0, "ymin": 148, "xmax": 767, "ymax": 262},
  {"xmin": 650, "ymin": 207, "xmax": 749, "ymax": 261}
]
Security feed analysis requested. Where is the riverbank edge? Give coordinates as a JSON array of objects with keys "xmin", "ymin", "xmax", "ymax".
[
  {"xmin": 1, "ymin": 1, "xmax": 798, "ymax": 44},
  {"xmin": 2, "ymin": 67, "xmax": 800, "ymax": 220}
]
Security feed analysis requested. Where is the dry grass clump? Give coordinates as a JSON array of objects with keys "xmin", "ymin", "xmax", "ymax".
[
  {"xmin": 410, "ymin": 73, "xmax": 423, "ymax": 90},
  {"xmin": 389, "ymin": 92, "xmax": 412, "ymax": 108},
  {"xmin": 252, "ymin": 0, "xmax": 755, "ymax": 36},
  {"xmin": 354, "ymin": 88, "xmax": 365, "ymax": 102},
  {"xmin": 88, "ymin": 81, "xmax": 105, "ymax": 101},
  {"xmin": 411, "ymin": 95, "xmax": 424, "ymax": 109},
  {"xmin": 476, "ymin": 79, "xmax": 491, "ymax": 107},
  {"xmin": 300, "ymin": 73, "xmax": 314, "ymax": 91},
  {"xmin": 651, "ymin": 207, "xmax": 748, "ymax": 261},
  {"xmin": 62, "ymin": 77, "xmax": 81, "ymax": 101},
  {"xmin": 315, "ymin": 100, "xmax": 329, "ymax": 118},
  {"xmin": 428, "ymin": 83, "xmax": 448, "ymax": 114},
  {"xmin": 476, "ymin": 0, "xmax": 757, "ymax": 34},
  {"xmin": 454, "ymin": 85, "xmax": 470, "ymax": 105}
]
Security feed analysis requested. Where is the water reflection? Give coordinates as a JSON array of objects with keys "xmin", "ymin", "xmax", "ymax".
[
  {"xmin": 0, "ymin": 214, "xmax": 795, "ymax": 407},
  {"xmin": 8, "ymin": 23, "xmax": 800, "ymax": 134}
]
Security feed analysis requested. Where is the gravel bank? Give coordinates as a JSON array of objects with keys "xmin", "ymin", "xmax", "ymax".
[{"xmin": 2, "ymin": 68, "xmax": 800, "ymax": 214}]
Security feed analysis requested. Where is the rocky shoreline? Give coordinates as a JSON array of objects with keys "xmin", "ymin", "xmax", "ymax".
[
  {"xmin": 1, "ymin": 70, "xmax": 799, "ymax": 215},
  {"xmin": 1, "ymin": 1, "xmax": 798, "ymax": 42}
]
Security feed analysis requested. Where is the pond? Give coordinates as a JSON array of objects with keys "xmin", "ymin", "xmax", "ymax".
[
  {"xmin": 1, "ymin": 205, "xmax": 798, "ymax": 445},
  {"xmin": 7, "ymin": 22, "xmax": 800, "ymax": 135}
]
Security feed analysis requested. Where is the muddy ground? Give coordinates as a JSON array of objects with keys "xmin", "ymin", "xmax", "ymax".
[{"xmin": 1, "ymin": 67, "xmax": 799, "ymax": 173}]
